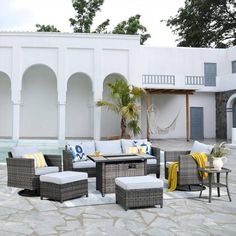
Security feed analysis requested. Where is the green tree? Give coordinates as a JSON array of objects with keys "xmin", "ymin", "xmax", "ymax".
[
  {"xmin": 96, "ymin": 79, "xmax": 145, "ymax": 138},
  {"xmin": 112, "ymin": 15, "xmax": 151, "ymax": 45},
  {"xmin": 165, "ymin": 0, "xmax": 236, "ymax": 48},
  {"xmin": 69, "ymin": 0, "xmax": 104, "ymax": 33},
  {"xmin": 36, "ymin": 24, "xmax": 60, "ymax": 32}
]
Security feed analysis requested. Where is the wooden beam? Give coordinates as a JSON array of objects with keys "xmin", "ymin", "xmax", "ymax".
[
  {"xmin": 146, "ymin": 92, "xmax": 150, "ymax": 141},
  {"xmin": 186, "ymin": 93, "xmax": 190, "ymax": 142}
]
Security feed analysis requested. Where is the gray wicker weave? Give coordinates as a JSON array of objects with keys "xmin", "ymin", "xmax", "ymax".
[
  {"xmin": 63, "ymin": 146, "xmax": 161, "ymax": 178},
  {"xmin": 7, "ymin": 152, "xmax": 62, "ymax": 192},
  {"xmin": 40, "ymin": 179, "xmax": 88, "ymax": 203},
  {"xmin": 115, "ymin": 184, "xmax": 163, "ymax": 211},
  {"xmin": 97, "ymin": 161, "xmax": 146, "ymax": 196},
  {"xmin": 164, "ymin": 150, "xmax": 213, "ymax": 188}
]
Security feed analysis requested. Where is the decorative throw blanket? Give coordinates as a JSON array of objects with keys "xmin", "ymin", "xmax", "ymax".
[{"xmin": 168, "ymin": 153, "xmax": 208, "ymax": 192}]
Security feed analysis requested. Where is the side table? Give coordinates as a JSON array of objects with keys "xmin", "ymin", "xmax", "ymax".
[{"xmin": 198, "ymin": 167, "xmax": 231, "ymax": 203}]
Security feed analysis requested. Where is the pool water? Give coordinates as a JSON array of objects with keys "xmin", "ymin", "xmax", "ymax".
[{"xmin": 0, "ymin": 139, "xmax": 65, "ymax": 163}]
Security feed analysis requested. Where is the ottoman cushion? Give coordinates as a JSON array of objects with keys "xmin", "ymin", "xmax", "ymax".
[
  {"xmin": 115, "ymin": 176, "xmax": 163, "ymax": 190},
  {"xmin": 40, "ymin": 171, "xmax": 88, "ymax": 185}
]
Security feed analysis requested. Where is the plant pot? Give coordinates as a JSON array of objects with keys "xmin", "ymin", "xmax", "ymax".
[{"xmin": 213, "ymin": 157, "xmax": 224, "ymax": 170}]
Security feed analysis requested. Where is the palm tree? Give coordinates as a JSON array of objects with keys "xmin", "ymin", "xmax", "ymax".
[{"xmin": 96, "ymin": 79, "xmax": 146, "ymax": 138}]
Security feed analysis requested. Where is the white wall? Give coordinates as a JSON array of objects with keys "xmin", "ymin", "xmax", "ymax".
[
  {"xmin": 0, "ymin": 72, "xmax": 12, "ymax": 137},
  {"xmin": 190, "ymin": 92, "xmax": 216, "ymax": 138},
  {"xmin": 0, "ymin": 32, "xmax": 235, "ymax": 140},
  {"xmin": 65, "ymin": 73, "xmax": 93, "ymax": 138},
  {"xmin": 145, "ymin": 92, "xmax": 215, "ymax": 139},
  {"xmin": 20, "ymin": 65, "xmax": 58, "ymax": 138}
]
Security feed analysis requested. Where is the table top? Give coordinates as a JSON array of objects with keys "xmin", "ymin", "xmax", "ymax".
[
  {"xmin": 87, "ymin": 153, "xmax": 155, "ymax": 163},
  {"xmin": 198, "ymin": 167, "xmax": 231, "ymax": 173}
]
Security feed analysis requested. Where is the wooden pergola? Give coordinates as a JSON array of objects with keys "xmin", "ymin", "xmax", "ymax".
[{"xmin": 145, "ymin": 88, "xmax": 195, "ymax": 142}]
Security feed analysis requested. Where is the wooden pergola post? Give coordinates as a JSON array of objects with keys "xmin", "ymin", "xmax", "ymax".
[
  {"xmin": 146, "ymin": 91, "xmax": 150, "ymax": 141},
  {"xmin": 186, "ymin": 93, "xmax": 190, "ymax": 142}
]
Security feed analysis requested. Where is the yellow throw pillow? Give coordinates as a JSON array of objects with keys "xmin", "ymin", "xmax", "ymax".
[
  {"xmin": 23, "ymin": 152, "xmax": 47, "ymax": 168},
  {"xmin": 126, "ymin": 147, "xmax": 138, "ymax": 154},
  {"xmin": 126, "ymin": 146, "xmax": 146, "ymax": 154},
  {"xmin": 34, "ymin": 152, "xmax": 47, "ymax": 168}
]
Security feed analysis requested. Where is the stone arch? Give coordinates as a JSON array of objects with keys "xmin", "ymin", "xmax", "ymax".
[
  {"xmin": 0, "ymin": 71, "xmax": 12, "ymax": 138},
  {"xmin": 20, "ymin": 64, "xmax": 58, "ymax": 138},
  {"xmin": 226, "ymin": 93, "xmax": 236, "ymax": 140},
  {"xmin": 65, "ymin": 72, "xmax": 93, "ymax": 139},
  {"xmin": 101, "ymin": 73, "xmax": 127, "ymax": 138}
]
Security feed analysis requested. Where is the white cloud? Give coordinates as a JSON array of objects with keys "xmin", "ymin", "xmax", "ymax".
[{"xmin": 0, "ymin": 0, "xmax": 185, "ymax": 46}]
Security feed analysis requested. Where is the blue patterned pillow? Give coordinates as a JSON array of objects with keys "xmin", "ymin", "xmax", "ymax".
[{"xmin": 67, "ymin": 144, "xmax": 87, "ymax": 162}]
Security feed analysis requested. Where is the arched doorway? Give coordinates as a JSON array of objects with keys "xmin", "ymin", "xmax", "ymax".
[
  {"xmin": 0, "ymin": 72, "xmax": 12, "ymax": 138},
  {"xmin": 226, "ymin": 93, "xmax": 236, "ymax": 140},
  {"xmin": 20, "ymin": 65, "xmax": 58, "ymax": 138},
  {"xmin": 101, "ymin": 73, "xmax": 127, "ymax": 139},
  {"xmin": 66, "ymin": 73, "xmax": 93, "ymax": 139},
  {"xmin": 233, "ymin": 100, "xmax": 236, "ymax": 128}
]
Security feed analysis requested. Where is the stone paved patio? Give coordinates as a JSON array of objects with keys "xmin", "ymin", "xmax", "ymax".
[{"xmin": 0, "ymin": 140, "xmax": 236, "ymax": 235}]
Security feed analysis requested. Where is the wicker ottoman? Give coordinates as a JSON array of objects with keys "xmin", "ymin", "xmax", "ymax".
[
  {"xmin": 115, "ymin": 176, "xmax": 163, "ymax": 211},
  {"xmin": 40, "ymin": 171, "xmax": 88, "ymax": 203}
]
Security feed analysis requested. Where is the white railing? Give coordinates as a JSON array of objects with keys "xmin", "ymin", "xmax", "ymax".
[
  {"xmin": 142, "ymin": 75, "xmax": 175, "ymax": 85},
  {"xmin": 185, "ymin": 76, "xmax": 205, "ymax": 85}
]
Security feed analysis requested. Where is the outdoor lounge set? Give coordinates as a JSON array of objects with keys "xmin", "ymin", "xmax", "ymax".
[{"xmin": 6, "ymin": 139, "xmax": 224, "ymax": 210}]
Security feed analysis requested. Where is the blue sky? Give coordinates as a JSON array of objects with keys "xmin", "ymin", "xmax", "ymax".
[{"xmin": 0, "ymin": 0, "xmax": 185, "ymax": 47}]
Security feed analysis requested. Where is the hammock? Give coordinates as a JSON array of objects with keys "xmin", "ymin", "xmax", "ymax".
[{"xmin": 147, "ymin": 104, "xmax": 181, "ymax": 135}]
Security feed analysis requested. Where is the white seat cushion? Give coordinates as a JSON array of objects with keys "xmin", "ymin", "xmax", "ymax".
[
  {"xmin": 35, "ymin": 166, "xmax": 59, "ymax": 175},
  {"xmin": 115, "ymin": 176, "xmax": 163, "ymax": 190},
  {"xmin": 40, "ymin": 171, "xmax": 88, "ymax": 184},
  {"xmin": 73, "ymin": 160, "xmax": 96, "ymax": 169},
  {"xmin": 147, "ymin": 158, "xmax": 156, "ymax": 165},
  {"xmin": 11, "ymin": 147, "xmax": 39, "ymax": 158},
  {"xmin": 95, "ymin": 140, "xmax": 122, "ymax": 154}
]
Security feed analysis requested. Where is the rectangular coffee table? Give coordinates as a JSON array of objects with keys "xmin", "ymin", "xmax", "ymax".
[{"xmin": 88, "ymin": 153, "xmax": 155, "ymax": 196}]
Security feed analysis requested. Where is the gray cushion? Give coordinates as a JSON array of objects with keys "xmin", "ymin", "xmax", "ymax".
[
  {"xmin": 35, "ymin": 166, "xmax": 59, "ymax": 175},
  {"xmin": 40, "ymin": 171, "xmax": 88, "ymax": 184},
  {"xmin": 95, "ymin": 140, "xmax": 122, "ymax": 154},
  {"xmin": 11, "ymin": 147, "xmax": 39, "ymax": 158},
  {"xmin": 190, "ymin": 141, "xmax": 214, "ymax": 155},
  {"xmin": 73, "ymin": 160, "xmax": 96, "ymax": 169},
  {"xmin": 115, "ymin": 176, "xmax": 163, "ymax": 190}
]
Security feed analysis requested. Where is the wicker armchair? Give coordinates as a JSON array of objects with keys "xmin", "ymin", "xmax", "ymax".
[
  {"xmin": 63, "ymin": 146, "xmax": 161, "ymax": 178},
  {"xmin": 7, "ymin": 152, "xmax": 62, "ymax": 194},
  {"xmin": 164, "ymin": 150, "xmax": 213, "ymax": 189}
]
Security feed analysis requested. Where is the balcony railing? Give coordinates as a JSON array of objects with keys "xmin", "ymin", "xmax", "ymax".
[
  {"xmin": 142, "ymin": 75, "xmax": 175, "ymax": 85},
  {"xmin": 185, "ymin": 76, "xmax": 205, "ymax": 85}
]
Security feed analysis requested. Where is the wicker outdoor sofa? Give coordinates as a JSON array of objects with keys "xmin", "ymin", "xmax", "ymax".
[
  {"xmin": 7, "ymin": 148, "xmax": 62, "ymax": 194},
  {"xmin": 63, "ymin": 139, "xmax": 161, "ymax": 178}
]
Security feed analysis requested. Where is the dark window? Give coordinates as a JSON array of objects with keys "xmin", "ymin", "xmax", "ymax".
[
  {"xmin": 232, "ymin": 61, "xmax": 236, "ymax": 73},
  {"xmin": 204, "ymin": 63, "xmax": 217, "ymax": 86}
]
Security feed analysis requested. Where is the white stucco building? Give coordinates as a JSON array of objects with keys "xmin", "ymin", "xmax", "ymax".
[{"xmin": 0, "ymin": 32, "xmax": 235, "ymax": 141}]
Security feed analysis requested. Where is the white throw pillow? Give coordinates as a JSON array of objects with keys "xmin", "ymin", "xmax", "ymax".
[{"xmin": 190, "ymin": 141, "xmax": 214, "ymax": 155}]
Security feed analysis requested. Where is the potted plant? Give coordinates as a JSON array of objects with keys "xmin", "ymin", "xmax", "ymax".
[{"xmin": 212, "ymin": 142, "xmax": 230, "ymax": 170}]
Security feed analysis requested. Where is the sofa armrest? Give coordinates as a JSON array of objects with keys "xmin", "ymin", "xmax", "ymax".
[
  {"xmin": 63, "ymin": 150, "xmax": 73, "ymax": 171},
  {"xmin": 151, "ymin": 146, "xmax": 160, "ymax": 163},
  {"xmin": 44, "ymin": 154, "xmax": 62, "ymax": 171}
]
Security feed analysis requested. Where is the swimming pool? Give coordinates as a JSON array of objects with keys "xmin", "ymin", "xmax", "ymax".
[{"xmin": 0, "ymin": 140, "xmax": 65, "ymax": 163}]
